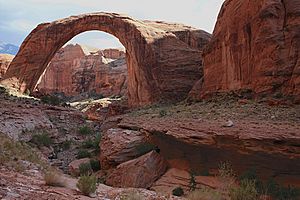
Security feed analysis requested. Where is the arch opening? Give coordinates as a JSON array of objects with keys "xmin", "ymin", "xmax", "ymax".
[{"xmin": 35, "ymin": 31, "xmax": 128, "ymax": 102}]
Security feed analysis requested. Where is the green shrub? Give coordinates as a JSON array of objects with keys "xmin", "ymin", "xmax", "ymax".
[
  {"xmin": 265, "ymin": 179, "xmax": 300, "ymax": 200},
  {"xmin": 120, "ymin": 191, "xmax": 143, "ymax": 200},
  {"xmin": 187, "ymin": 188, "xmax": 222, "ymax": 200},
  {"xmin": 76, "ymin": 149, "xmax": 91, "ymax": 159},
  {"xmin": 93, "ymin": 134, "xmax": 101, "ymax": 153},
  {"xmin": 79, "ymin": 162, "xmax": 92, "ymax": 176},
  {"xmin": 78, "ymin": 126, "xmax": 93, "ymax": 135},
  {"xmin": 41, "ymin": 95, "xmax": 61, "ymax": 106},
  {"xmin": 60, "ymin": 140, "xmax": 72, "ymax": 150},
  {"xmin": 159, "ymin": 109, "xmax": 167, "ymax": 117},
  {"xmin": 90, "ymin": 160, "xmax": 101, "ymax": 171},
  {"xmin": 81, "ymin": 139, "xmax": 94, "ymax": 149},
  {"xmin": 218, "ymin": 161, "xmax": 235, "ymax": 179},
  {"xmin": 230, "ymin": 179, "xmax": 258, "ymax": 200},
  {"xmin": 172, "ymin": 187, "xmax": 184, "ymax": 196},
  {"xmin": 0, "ymin": 133, "xmax": 48, "ymax": 170},
  {"xmin": 189, "ymin": 172, "xmax": 197, "ymax": 191},
  {"xmin": 77, "ymin": 175, "xmax": 97, "ymax": 196},
  {"xmin": 31, "ymin": 133, "xmax": 53, "ymax": 147},
  {"xmin": 135, "ymin": 143, "xmax": 156, "ymax": 156}
]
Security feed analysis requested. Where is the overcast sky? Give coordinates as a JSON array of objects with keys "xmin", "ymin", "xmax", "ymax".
[{"xmin": 0, "ymin": 0, "xmax": 224, "ymax": 49}]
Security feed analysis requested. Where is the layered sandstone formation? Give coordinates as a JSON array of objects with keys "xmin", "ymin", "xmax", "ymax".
[
  {"xmin": 106, "ymin": 151, "xmax": 168, "ymax": 188},
  {"xmin": 2, "ymin": 12, "xmax": 211, "ymax": 106},
  {"xmin": 100, "ymin": 128, "xmax": 148, "ymax": 169},
  {"xmin": 37, "ymin": 44, "xmax": 127, "ymax": 97},
  {"xmin": 0, "ymin": 54, "xmax": 13, "ymax": 80},
  {"xmin": 191, "ymin": 0, "xmax": 300, "ymax": 102}
]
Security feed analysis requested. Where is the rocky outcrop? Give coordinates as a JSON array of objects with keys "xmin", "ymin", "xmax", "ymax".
[
  {"xmin": 118, "ymin": 105, "xmax": 300, "ymax": 186},
  {"xmin": 192, "ymin": 0, "xmax": 300, "ymax": 102},
  {"xmin": 106, "ymin": 151, "xmax": 167, "ymax": 188},
  {"xmin": 2, "ymin": 12, "xmax": 211, "ymax": 106},
  {"xmin": 0, "ymin": 54, "xmax": 13, "ymax": 80},
  {"xmin": 37, "ymin": 44, "xmax": 127, "ymax": 97},
  {"xmin": 151, "ymin": 168, "xmax": 222, "ymax": 194},
  {"xmin": 100, "ymin": 128, "xmax": 148, "ymax": 169},
  {"xmin": 0, "ymin": 92, "xmax": 85, "ymax": 140}
]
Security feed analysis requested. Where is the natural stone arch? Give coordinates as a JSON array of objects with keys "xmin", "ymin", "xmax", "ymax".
[{"xmin": 3, "ymin": 12, "xmax": 211, "ymax": 106}]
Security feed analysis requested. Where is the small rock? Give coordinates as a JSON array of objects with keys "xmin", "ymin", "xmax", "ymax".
[{"xmin": 223, "ymin": 120, "xmax": 234, "ymax": 127}]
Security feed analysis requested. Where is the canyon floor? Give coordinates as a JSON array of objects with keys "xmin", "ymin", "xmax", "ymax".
[{"xmin": 0, "ymin": 85, "xmax": 299, "ymax": 200}]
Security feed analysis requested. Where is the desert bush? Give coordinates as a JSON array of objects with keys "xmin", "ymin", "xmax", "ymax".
[
  {"xmin": 31, "ymin": 133, "xmax": 53, "ymax": 147},
  {"xmin": 189, "ymin": 172, "xmax": 197, "ymax": 191},
  {"xmin": 187, "ymin": 188, "xmax": 222, "ymax": 200},
  {"xmin": 120, "ymin": 190, "xmax": 143, "ymax": 200},
  {"xmin": 76, "ymin": 175, "xmax": 97, "ymax": 196},
  {"xmin": 159, "ymin": 109, "xmax": 167, "ymax": 117},
  {"xmin": 265, "ymin": 179, "xmax": 300, "ymax": 200},
  {"xmin": 79, "ymin": 162, "xmax": 93, "ymax": 176},
  {"xmin": 41, "ymin": 95, "xmax": 61, "ymax": 105},
  {"xmin": 172, "ymin": 187, "xmax": 184, "ymax": 196},
  {"xmin": 44, "ymin": 170, "xmax": 66, "ymax": 187},
  {"xmin": 76, "ymin": 149, "xmax": 91, "ymax": 159},
  {"xmin": 90, "ymin": 159, "xmax": 101, "ymax": 171},
  {"xmin": 59, "ymin": 140, "xmax": 72, "ymax": 150},
  {"xmin": 78, "ymin": 125, "xmax": 93, "ymax": 135},
  {"xmin": 230, "ymin": 179, "xmax": 258, "ymax": 200}
]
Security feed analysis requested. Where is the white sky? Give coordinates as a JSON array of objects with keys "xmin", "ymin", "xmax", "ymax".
[{"xmin": 0, "ymin": 0, "xmax": 224, "ymax": 49}]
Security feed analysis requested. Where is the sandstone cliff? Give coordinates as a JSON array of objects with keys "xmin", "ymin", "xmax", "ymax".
[
  {"xmin": 37, "ymin": 44, "xmax": 127, "ymax": 97},
  {"xmin": 190, "ymin": 0, "xmax": 300, "ymax": 102},
  {"xmin": 2, "ymin": 13, "xmax": 211, "ymax": 106},
  {"xmin": 0, "ymin": 54, "xmax": 14, "ymax": 80}
]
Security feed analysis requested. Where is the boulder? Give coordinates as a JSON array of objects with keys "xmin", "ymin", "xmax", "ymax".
[
  {"xmin": 68, "ymin": 158, "xmax": 90, "ymax": 176},
  {"xmin": 100, "ymin": 128, "xmax": 149, "ymax": 169},
  {"xmin": 106, "ymin": 151, "xmax": 167, "ymax": 188}
]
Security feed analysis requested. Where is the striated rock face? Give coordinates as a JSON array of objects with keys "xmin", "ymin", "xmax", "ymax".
[
  {"xmin": 0, "ymin": 54, "xmax": 13, "ymax": 80},
  {"xmin": 2, "ymin": 12, "xmax": 211, "ymax": 106},
  {"xmin": 100, "ymin": 128, "xmax": 148, "ymax": 169},
  {"xmin": 106, "ymin": 151, "xmax": 168, "ymax": 188},
  {"xmin": 192, "ymin": 0, "xmax": 300, "ymax": 101},
  {"xmin": 118, "ymin": 107, "xmax": 300, "ymax": 186},
  {"xmin": 36, "ymin": 44, "xmax": 127, "ymax": 97}
]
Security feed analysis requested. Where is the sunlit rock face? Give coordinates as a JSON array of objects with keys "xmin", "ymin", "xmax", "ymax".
[
  {"xmin": 0, "ymin": 54, "xmax": 14, "ymax": 80},
  {"xmin": 36, "ymin": 44, "xmax": 127, "ymax": 98},
  {"xmin": 2, "ymin": 12, "xmax": 211, "ymax": 106},
  {"xmin": 190, "ymin": 0, "xmax": 300, "ymax": 102}
]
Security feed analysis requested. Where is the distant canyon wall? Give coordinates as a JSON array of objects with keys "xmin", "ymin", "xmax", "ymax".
[
  {"xmin": 0, "ymin": 45, "xmax": 127, "ymax": 98},
  {"xmin": 36, "ymin": 44, "xmax": 127, "ymax": 97}
]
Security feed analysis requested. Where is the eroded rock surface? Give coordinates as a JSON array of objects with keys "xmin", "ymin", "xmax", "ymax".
[
  {"xmin": 37, "ymin": 44, "xmax": 127, "ymax": 97},
  {"xmin": 152, "ymin": 168, "xmax": 222, "ymax": 194},
  {"xmin": 118, "ymin": 100, "xmax": 300, "ymax": 186},
  {"xmin": 191, "ymin": 0, "xmax": 300, "ymax": 102},
  {"xmin": 0, "ymin": 54, "xmax": 13, "ymax": 80},
  {"xmin": 100, "ymin": 128, "xmax": 148, "ymax": 169},
  {"xmin": 106, "ymin": 151, "xmax": 168, "ymax": 188},
  {"xmin": 2, "ymin": 12, "xmax": 211, "ymax": 106}
]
